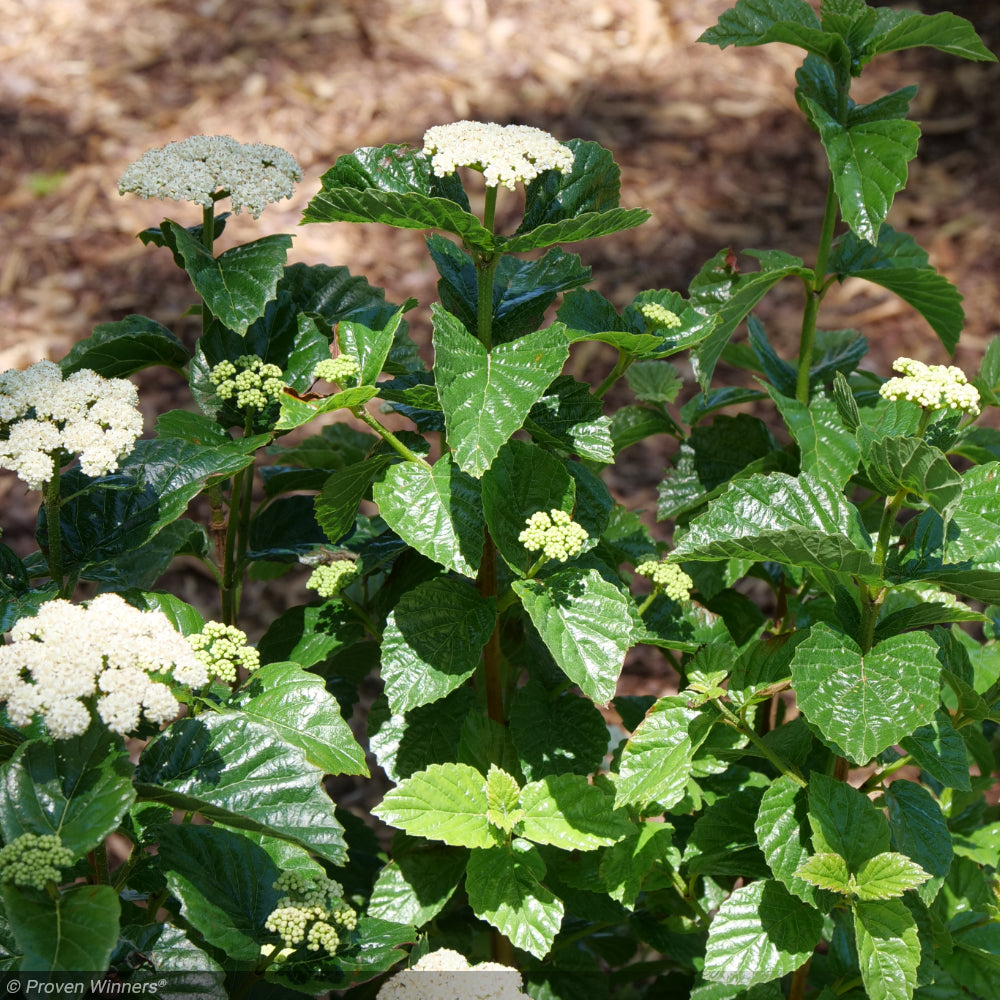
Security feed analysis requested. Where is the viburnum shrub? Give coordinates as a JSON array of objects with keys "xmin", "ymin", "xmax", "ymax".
[{"xmin": 0, "ymin": 3, "xmax": 997, "ymax": 998}]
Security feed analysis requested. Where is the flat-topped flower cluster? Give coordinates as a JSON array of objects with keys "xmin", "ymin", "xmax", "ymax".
[
  {"xmin": 422, "ymin": 121, "xmax": 574, "ymax": 191},
  {"xmin": 118, "ymin": 134, "xmax": 302, "ymax": 218},
  {"xmin": 879, "ymin": 357, "xmax": 981, "ymax": 416},
  {"xmin": 0, "ymin": 594, "xmax": 209, "ymax": 739},
  {"xmin": 636, "ymin": 558, "xmax": 694, "ymax": 603},
  {"xmin": 518, "ymin": 509, "xmax": 588, "ymax": 562},
  {"xmin": 0, "ymin": 360, "xmax": 143, "ymax": 489},
  {"xmin": 210, "ymin": 355, "xmax": 285, "ymax": 412},
  {"xmin": 377, "ymin": 948, "xmax": 529, "ymax": 1000}
]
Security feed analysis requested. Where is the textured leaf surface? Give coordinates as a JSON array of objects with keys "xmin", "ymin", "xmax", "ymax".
[
  {"xmin": 0, "ymin": 728, "xmax": 135, "ymax": 857},
  {"xmin": 794, "ymin": 853, "xmax": 851, "ymax": 895},
  {"xmin": 135, "ymin": 711, "xmax": 347, "ymax": 863},
  {"xmin": 228, "ymin": 660, "xmax": 368, "ymax": 776},
  {"xmin": 703, "ymin": 880, "xmax": 823, "ymax": 987},
  {"xmin": 337, "ymin": 310, "xmax": 406, "ymax": 386},
  {"xmin": 807, "ymin": 773, "xmax": 889, "ymax": 873},
  {"xmin": 465, "ymin": 841, "xmax": 564, "ymax": 959},
  {"xmin": 513, "ymin": 566, "xmax": 643, "ymax": 705},
  {"xmin": 367, "ymin": 838, "xmax": 468, "ymax": 926},
  {"xmin": 256, "ymin": 600, "xmax": 364, "ymax": 669},
  {"xmin": 374, "ymin": 763, "xmax": 495, "ymax": 848},
  {"xmin": 157, "ymin": 823, "xmax": 279, "ymax": 961},
  {"xmin": 898, "ymin": 711, "xmax": 970, "ymax": 790},
  {"xmin": 315, "ymin": 454, "xmax": 394, "ymax": 544},
  {"xmin": 853, "ymin": 853, "xmax": 932, "ymax": 901},
  {"xmin": 519, "ymin": 774, "xmax": 631, "ymax": 850},
  {"xmin": 525, "ymin": 376, "xmax": 615, "ymax": 462},
  {"xmin": 685, "ymin": 787, "xmax": 771, "ymax": 878},
  {"xmin": 870, "ymin": 11, "xmax": 997, "ymax": 62},
  {"xmin": 854, "ymin": 899, "xmax": 920, "ymax": 1000},
  {"xmin": 885, "ymin": 780, "xmax": 953, "ymax": 904},
  {"xmin": 381, "ymin": 577, "xmax": 495, "ymax": 714},
  {"xmin": 600, "ymin": 822, "xmax": 676, "ymax": 910},
  {"xmin": 791, "ymin": 625, "xmax": 941, "ymax": 763},
  {"xmin": 433, "ymin": 307, "xmax": 569, "ymax": 477},
  {"xmin": 862, "ymin": 436, "xmax": 963, "ymax": 519},
  {"xmin": 59, "ymin": 314, "xmax": 189, "ymax": 378},
  {"xmin": 274, "ymin": 385, "xmax": 378, "ymax": 432}
]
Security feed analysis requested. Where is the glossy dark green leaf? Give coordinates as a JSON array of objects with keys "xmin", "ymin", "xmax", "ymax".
[
  {"xmin": 167, "ymin": 222, "xmax": 291, "ymax": 335},
  {"xmin": 135, "ymin": 711, "xmax": 347, "ymax": 863},
  {"xmin": 156, "ymin": 823, "xmax": 279, "ymax": 962},
  {"xmin": 869, "ymin": 11, "xmax": 996, "ymax": 63},
  {"xmin": 337, "ymin": 308, "xmax": 407, "ymax": 387},
  {"xmin": 373, "ymin": 455, "xmax": 484, "ymax": 577},
  {"xmin": 247, "ymin": 494, "xmax": 328, "ymax": 561},
  {"xmin": 229, "ymin": 660, "xmax": 367, "ymax": 776},
  {"xmin": 808, "ymin": 772, "xmax": 889, "ymax": 872},
  {"xmin": 899, "ymin": 711, "xmax": 970, "ymax": 790},
  {"xmin": 525, "ymin": 376, "xmax": 614, "ymax": 462},
  {"xmin": 0, "ymin": 728, "xmax": 135, "ymax": 857},
  {"xmin": 256, "ymin": 600, "xmax": 364, "ymax": 668},
  {"xmin": 84, "ymin": 518, "xmax": 208, "ymax": 591},
  {"xmin": 59, "ymin": 314, "xmax": 188, "ymax": 378},
  {"xmin": 681, "ymin": 387, "xmax": 769, "ymax": 426},
  {"xmin": 314, "ymin": 454, "xmax": 393, "ymax": 544},
  {"xmin": 2, "ymin": 883, "xmax": 119, "ymax": 972},
  {"xmin": 685, "ymin": 787, "xmax": 771, "ymax": 879},
  {"xmin": 885, "ymin": 780, "xmax": 952, "ymax": 905},
  {"xmin": 874, "ymin": 603, "xmax": 985, "ymax": 644},
  {"xmin": 122, "ymin": 922, "xmax": 226, "ymax": 997},
  {"xmin": 432, "ymin": 306, "xmax": 569, "ymax": 477},
  {"xmin": 862, "ymin": 435, "xmax": 963, "ymax": 519},
  {"xmin": 381, "ymin": 577, "xmax": 496, "ymax": 714},
  {"xmin": 612, "ymin": 405, "xmax": 683, "ymax": 454}
]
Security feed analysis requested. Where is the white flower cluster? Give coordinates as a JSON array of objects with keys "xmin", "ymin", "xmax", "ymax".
[
  {"xmin": 879, "ymin": 357, "xmax": 981, "ymax": 416},
  {"xmin": 377, "ymin": 949, "xmax": 529, "ymax": 1000},
  {"xmin": 118, "ymin": 135, "xmax": 302, "ymax": 219},
  {"xmin": 0, "ymin": 594, "xmax": 209, "ymax": 740},
  {"xmin": 186, "ymin": 622, "xmax": 260, "ymax": 685},
  {"xmin": 263, "ymin": 870, "xmax": 356, "ymax": 960},
  {"xmin": 313, "ymin": 356, "xmax": 360, "ymax": 385},
  {"xmin": 640, "ymin": 302, "xmax": 682, "ymax": 330},
  {"xmin": 210, "ymin": 355, "xmax": 285, "ymax": 412},
  {"xmin": 306, "ymin": 561, "xmax": 359, "ymax": 599},
  {"xmin": 636, "ymin": 559, "xmax": 694, "ymax": 603},
  {"xmin": 518, "ymin": 509, "xmax": 588, "ymax": 563},
  {"xmin": 422, "ymin": 121, "xmax": 574, "ymax": 191},
  {"xmin": 0, "ymin": 360, "xmax": 143, "ymax": 489},
  {"xmin": 0, "ymin": 833, "xmax": 75, "ymax": 891}
]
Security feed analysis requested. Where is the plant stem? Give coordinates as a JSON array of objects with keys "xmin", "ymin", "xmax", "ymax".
[
  {"xmin": 713, "ymin": 697, "xmax": 807, "ymax": 788},
  {"xmin": 789, "ymin": 957, "xmax": 812, "ymax": 1000},
  {"xmin": 90, "ymin": 841, "xmax": 110, "ymax": 885},
  {"xmin": 352, "ymin": 405, "xmax": 432, "ymax": 467},
  {"xmin": 595, "ymin": 350, "xmax": 634, "ymax": 399},
  {"xmin": 42, "ymin": 470, "xmax": 67, "ymax": 597},
  {"xmin": 478, "ymin": 534, "xmax": 505, "ymax": 725},
  {"xmin": 220, "ymin": 470, "xmax": 244, "ymax": 626},
  {"xmin": 670, "ymin": 869, "xmax": 711, "ymax": 927}
]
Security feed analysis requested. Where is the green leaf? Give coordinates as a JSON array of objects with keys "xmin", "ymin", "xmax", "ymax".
[
  {"xmin": 829, "ymin": 228, "xmax": 964, "ymax": 353},
  {"xmin": 257, "ymin": 600, "xmax": 364, "ymax": 669},
  {"xmin": 135, "ymin": 711, "xmax": 347, "ymax": 864},
  {"xmin": 228, "ymin": 660, "xmax": 367, "ymax": 777},
  {"xmin": 122, "ymin": 922, "xmax": 225, "ymax": 995},
  {"xmin": 795, "ymin": 853, "xmax": 852, "ymax": 895},
  {"xmin": 465, "ymin": 840, "xmax": 564, "ymax": 959},
  {"xmin": 672, "ymin": 473, "xmax": 879, "ymax": 584},
  {"xmin": 481, "ymin": 439, "xmax": 576, "ymax": 575},
  {"xmin": 367, "ymin": 836, "xmax": 468, "ymax": 926},
  {"xmin": 869, "ymin": 11, "xmax": 997, "ymax": 63},
  {"xmin": 766, "ymin": 388, "xmax": 860, "ymax": 490},
  {"xmin": 803, "ymin": 99, "xmax": 920, "ymax": 244},
  {"xmin": 86, "ymin": 518, "xmax": 208, "ymax": 591},
  {"xmin": 59, "ymin": 314, "xmax": 189, "ymax": 378},
  {"xmin": 885, "ymin": 780, "xmax": 953, "ymax": 905},
  {"xmin": 3, "ymin": 883, "xmax": 119, "ymax": 972},
  {"xmin": 861, "ymin": 435, "xmax": 963, "ymax": 519},
  {"xmin": 381, "ymin": 577, "xmax": 496, "ymax": 714},
  {"xmin": 851, "ymin": 852, "xmax": 932, "ymax": 901},
  {"xmin": 156, "ymin": 823, "xmax": 279, "ymax": 962},
  {"xmin": 854, "ymin": 899, "xmax": 920, "ymax": 1000},
  {"xmin": 513, "ymin": 566, "xmax": 643, "ymax": 705},
  {"xmin": 273, "ymin": 384, "xmax": 378, "ymax": 432},
  {"xmin": 519, "ymin": 773, "xmax": 631, "ymax": 850},
  {"xmin": 509, "ymin": 681, "xmax": 609, "ymax": 781},
  {"xmin": 337, "ymin": 308, "xmax": 407, "ymax": 387},
  {"xmin": 167, "ymin": 222, "xmax": 291, "ymax": 335},
  {"xmin": 613, "ymin": 405, "xmax": 683, "ymax": 454},
  {"xmin": 791, "ymin": 626, "xmax": 941, "ymax": 764},
  {"xmin": 898, "ymin": 711, "xmax": 971, "ymax": 791},
  {"xmin": 703, "ymin": 879, "xmax": 823, "ymax": 988},
  {"xmin": 626, "ymin": 360, "xmax": 684, "ymax": 404},
  {"xmin": 373, "ymin": 455, "xmax": 484, "ymax": 577},
  {"xmin": 874, "ymin": 603, "xmax": 986, "ymax": 644},
  {"xmin": 373, "ymin": 762, "xmax": 495, "ymax": 848},
  {"xmin": 525, "ymin": 376, "xmax": 615, "ymax": 462},
  {"xmin": 314, "ymin": 455, "xmax": 393, "ymax": 544},
  {"xmin": 599, "ymin": 821, "xmax": 676, "ymax": 910},
  {"xmin": 485, "ymin": 765, "xmax": 524, "ymax": 834},
  {"xmin": 681, "ymin": 387, "xmax": 769, "ymax": 426},
  {"xmin": 302, "ymin": 142, "xmax": 495, "ymax": 243},
  {"xmin": 807, "ymin": 773, "xmax": 889, "ymax": 872},
  {"xmin": 0, "ymin": 728, "xmax": 135, "ymax": 857},
  {"xmin": 432, "ymin": 306, "xmax": 569, "ymax": 477}
]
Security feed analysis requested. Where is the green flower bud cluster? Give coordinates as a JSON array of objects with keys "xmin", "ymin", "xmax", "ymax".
[
  {"xmin": 263, "ymin": 870, "xmax": 356, "ymax": 958},
  {"xmin": 306, "ymin": 561, "xmax": 359, "ymax": 598},
  {"xmin": 879, "ymin": 357, "xmax": 981, "ymax": 416},
  {"xmin": 636, "ymin": 559, "xmax": 694, "ymax": 603},
  {"xmin": 209, "ymin": 355, "xmax": 284, "ymax": 412},
  {"xmin": 640, "ymin": 302, "xmax": 682, "ymax": 330},
  {"xmin": 312, "ymin": 356, "xmax": 360, "ymax": 385},
  {"xmin": 518, "ymin": 509, "xmax": 588, "ymax": 562},
  {"xmin": 187, "ymin": 622, "xmax": 260, "ymax": 684},
  {"xmin": 0, "ymin": 833, "xmax": 74, "ymax": 890}
]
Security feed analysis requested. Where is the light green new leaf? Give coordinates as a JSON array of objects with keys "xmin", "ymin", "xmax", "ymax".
[
  {"xmin": 167, "ymin": 222, "xmax": 291, "ymax": 335},
  {"xmin": 600, "ymin": 822, "xmax": 675, "ymax": 910},
  {"xmin": 853, "ymin": 853, "xmax": 932, "ymax": 901},
  {"xmin": 513, "ymin": 566, "xmax": 643, "ymax": 705},
  {"xmin": 367, "ymin": 838, "xmax": 469, "ymax": 927},
  {"xmin": 337, "ymin": 309, "xmax": 406, "ymax": 387},
  {"xmin": 0, "ymin": 728, "xmax": 135, "ymax": 857},
  {"xmin": 2, "ymin": 884, "xmax": 119, "ymax": 972},
  {"xmin": 374, "ymin": 456, "xmax": 484, "ymax": 577},
  {"xmin": 862, "ymin": 435, "xmax": 963, "ymax": 520},
  {"xmin": 519, "ymin": 773, "xmax": 631, "ymax": 850},
  {"xmin": 703, "ymin": 879, "xmax": 823, "ymax": 988},
  {"xmin": 885, "ymin": 780, "xmax": 953, "ymax": 905},
  {"xmin": 803, "ymin": 99, "xmax": 920, "ymax": 244},
  {"xmin": 433, "ymin": 307, "xmax": 569, "ymax": 477},
  {"xmin": 135, "ymin": 711, "xmax": 347, "ymax": 864},
  {"xmin": 374, "ymin": 762, "xmax": 495, "ymax": 849},
  {"xmin": 228, "ymin": 660, "xmax": 368, "ymax": 776},
  {"xmin": 854, "ymin": 899, "xmax": 920, "ymax": 1000},
  {"xmin": 791, "ymin": 625, "xmax": 940, "ymax": 763},
  {"xmin": 381, "ymin": 577, "xmax": 496, "ymax": 714},
  {"xmin": 807, "ymin": 773, "xmax": 889, "ymax": 873},
  {"xmin": 485, "ymin": 766, "xmax": 524, "ymax": 834},
  {"xmin": 672, "ymin": 473, "xmax": 879, "ymax": 583},
  {"xmin": 794, "ymin": 853, "xmax": 851, "ymax": 895},
  {"xmin": 465, "ymin": 841, "xmax": 564, "ymax": 959},
  {"xmin": 274, "ymin": 385, "xmax": 378, "ymax": 432}
]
